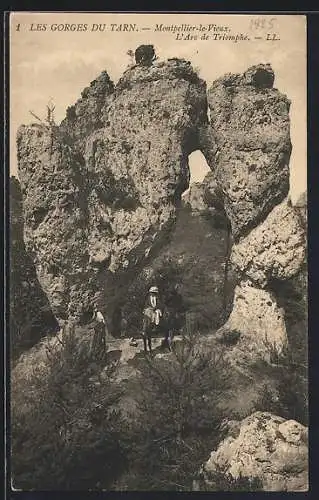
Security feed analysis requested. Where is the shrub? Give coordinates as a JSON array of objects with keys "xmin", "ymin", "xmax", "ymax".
[
  {"xmin": 11, "ymin": 323, "xmax": 127, "ymax": 490},
  {"xmin": 200, "ymin": 468, "xmax": 263, "ymax": 491},
  {"xmin": 118, "ymin": 328, "xmax": 233, "ymax": 490},
  {"xmin": 253, "ymin": 348, "xmax": 308, "ymax": 425}
]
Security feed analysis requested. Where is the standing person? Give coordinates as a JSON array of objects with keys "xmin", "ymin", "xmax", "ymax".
[
  {"xmin": 91, "ymin": 305, "xmax": 108, "ymax": 360},
  {"xmin": 142, "ymin": 286, "xmax": 163, "ymax": 353}
]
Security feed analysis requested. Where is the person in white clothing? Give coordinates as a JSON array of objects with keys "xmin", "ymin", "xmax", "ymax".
[
  {"xmin": 141, "ymin": 286, "xmax": 164, "ymax": 353},
  {"xmin": 95, "ymin": 310, "xmax": 105, "ymax": 324},
  {"xmin": 91, "ymin": 305, "xmax": 107, "ymax": 358}
]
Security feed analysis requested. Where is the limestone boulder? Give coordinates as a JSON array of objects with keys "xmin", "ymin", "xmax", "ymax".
[
  {"xmin": 230, "ymin": 198, "xmax": 306, "ymax": 287},
  {"xmin": 60, "ymin": 70, "xmax": 114, "ymax": 154},
  {"xmin": 216, "ymin": 281, "xmax": 288, "ymax": 364},
  {"xmin": 202, "ymin": 411, "xmax": 308, "ymax": 491},
  {"xmin": 10, "ymin": 176, "xmax": 58, "ymax": 356},
  {"xmin": 17, "ymin": 124, "xmax": 93, "ymax": 320}
]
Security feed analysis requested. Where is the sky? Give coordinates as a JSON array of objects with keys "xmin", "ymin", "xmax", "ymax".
[{"xmin": 10, "ymin": 13, "xmax": 307, "ymax": 203}]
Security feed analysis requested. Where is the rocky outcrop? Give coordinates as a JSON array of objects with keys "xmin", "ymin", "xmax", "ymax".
[
  {"xmin": 206, "ymin": 65, "xmax": 306, "ymax": 365},
  {"xmin": 17, "ymin": 125, "xmax": 93, "ymax": 320},
  {"xmin": 16, "ymin": 59, "xmax": 306, "ymax": 360},
  {"xmin": 10, "ymin": 177, "xmax": 58, "ymax": 356},
  {"xmin": 60, "ymin": 71, "xmax": 114, "ymax": 154},
  {"xmin": 183, "ymin": 171, "xmax": 225, "ymax": 214},
  {"xmin": 205, "ymin": 63, "xmax": 291, "ymax": 240},
  {"xmin": 17, "ymin": 59, "xmax": 208, "ymax": 329},
  {"xmin": 183, "ymin": 183, "xmax": 208, "ymax": 212},
  {"xmin": 216, "ymin": 281, "xmax": 288, "ymax": 363},
  {"xmin": 230, "ymin": 199, "xmax": 306, "ymax": 288},
  {"xmin": 202, "ymin": 411, "xmax": 308, "ymax": 491}
]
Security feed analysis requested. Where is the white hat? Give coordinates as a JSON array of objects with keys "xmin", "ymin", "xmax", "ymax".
[{"xmin": 149, "ymin": 286, "xmax": 159, "ymax": 293}]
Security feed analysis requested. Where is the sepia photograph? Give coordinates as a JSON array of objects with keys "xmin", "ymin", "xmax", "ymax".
[{"xmin": 9, "ymin": 12, "xmax": 307, "ymax": 491}]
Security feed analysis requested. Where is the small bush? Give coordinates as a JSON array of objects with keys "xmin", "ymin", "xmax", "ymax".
[
  {"xmin": 254, "ymin": 348, "xmax": 308, "ymax": 425},
  {"xmin": 117, "ymin": 329, "xmax": 233, "ymax": 490},
  {"xmin": 201, "ymin": 469, "xmax": 263, "ymax": 491},
  {"xmin": 11, "ymin": 323, "xmax": 127, "ymax": 490}
]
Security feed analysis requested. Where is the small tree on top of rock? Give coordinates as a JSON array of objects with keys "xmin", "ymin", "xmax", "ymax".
[
  {"xmin": 127, "ymin": 49, "xmax": 135, "ymax": 65},
  {"xmin": 29, "ymin": 99, "xmax": 56, "ymax": 128},
  {"xmin": 134, "ymin": 45, "xmax": 156, "ymax": 66},
  {"xmin": 46, "ymin": 99, "xmax": 56, "ymax": 126}
]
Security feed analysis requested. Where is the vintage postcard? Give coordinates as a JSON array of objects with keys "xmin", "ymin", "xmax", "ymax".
[{"xmin": 9, "ymin": 12, "xmax": 307, "ymax": 492}]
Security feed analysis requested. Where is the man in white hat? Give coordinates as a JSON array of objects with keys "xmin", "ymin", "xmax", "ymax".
[
  {"xmin": 141, "ymin": 285, "xmax": 163, "ymax": 353},
  {"xmin": 146, "ymin": 286, "xmax": 162, "ymax": 321}
]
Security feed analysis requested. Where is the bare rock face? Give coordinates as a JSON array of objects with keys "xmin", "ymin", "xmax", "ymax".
[
  {"xmin": 206, "ymin": 64, "xmax": 291, "ymax": 240},
  {"xmin": 183, "ymin": 171, "xmax": 225, "ymax": 214},
  {"xmin": 60, "ymin": 71, "xmax": 114, "ymax": 154},
  {"xmin": 17, "ymin": 124, "xmax": 94, "ymax": 320},
  {"xmin": 201, "ymin": 171, "xmax": 225, "ymax": 210},
  {"xmin": 10, "ymin": 177, "xmax": 58, "ymax": 356},
  {"xmin": 231, "ymin": 198, "xmax": 306, "ymax": 288},
  {"xmin": 202, "ymin": 411, "xmax": 308, "ymax": 491},
  {"xmin": 206, "ymin": 65, "xmax": 306, "ymax": 368},
  {"xmin": 217, "ymin": 281, "xmax": 288, "ymax": 363},
  {"xmin": 17, "ymin": 60, "xmax": 208, "ymax": 328}
]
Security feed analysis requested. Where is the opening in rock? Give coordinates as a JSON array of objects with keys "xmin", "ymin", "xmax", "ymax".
[{"xmin": 182, "ymin": 150, "xmax": 210, "ymax": 198}]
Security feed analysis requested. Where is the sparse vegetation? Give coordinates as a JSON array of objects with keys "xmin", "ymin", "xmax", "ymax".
[
  {"xmin": 11, "ymin": 323, "xmax": 127, "ymax": 490},
  {"xmin": 200, "ymin": 469, "xmax": 263, "ymax": 491},
  {"xmin": 114, "ymin": 328, "xmax": 233, "ymax": 490},
  {"xmin": 254, "ymin": 348, "xmax": 308, "ymax": 425},
  {"xmin": 11, "ymin": 323, "xmax": 235, "ymax": 491}
]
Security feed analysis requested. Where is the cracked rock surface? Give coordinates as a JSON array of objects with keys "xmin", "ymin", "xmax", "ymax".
[
  {"xmin": 206, "ymin": 64, "xmax": 291, "ymax": 240},
  {"xmin": 203, "ymin": 411, "xmax": 308, "ymax": 491},
  {"xmin": 17, "ymin": 59, "xmax": 208, "ymax": 327}
]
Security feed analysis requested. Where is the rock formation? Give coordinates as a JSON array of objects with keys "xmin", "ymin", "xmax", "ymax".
[
  {"xmin": 15, "ymin": 59, "xmax": 307, "ymax": 364},
  {"xmin": 230, "ymin": 198, "xmax": 306, "ymax": 288},
  {"xmin": 12, "ymin": 55, "xmax": 308, "ymax": 492},
  {"xmin": 17, "ymin": 124, "xmax": 93, "ymax": 321},
  {"xmin": 183, "ymin": 183, "xmax": 208, "ymax": 213},
  {"xmin": 183, "ymin": 171, "xmax": 225, "ymax": 214},
  {"xmin": 204, "ymin": 64, "xmax": 306, "ymax": 363},
  {"xmin": 17, "ymin": 58, "xmax": 208, "ymax": 330},
  {"xmin": 202, "ymin": 411, "xmax": 308, "ymax": 491},
  {"xmin": 204, "ymin": 63, "xmax": 291, "ymax": 240},
  {"xmin": 216, "ymin": 282, "xmax": 288, "ymax": 362},
  {"xmin": 60, "ymin": 71, "xmax": 114, "ymax": 154},
  {"xmin": 10, "ymin": 177, "xmax": 58, "ymax": 356}
]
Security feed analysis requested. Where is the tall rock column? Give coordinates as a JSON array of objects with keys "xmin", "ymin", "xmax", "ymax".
[
  {"xmin": 205, "ymin": 64, "xmax": 306, "ymax": 362},
  {"xmin": 17, "ymin": 124, "xmax": 93, "ymax": 321}
]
